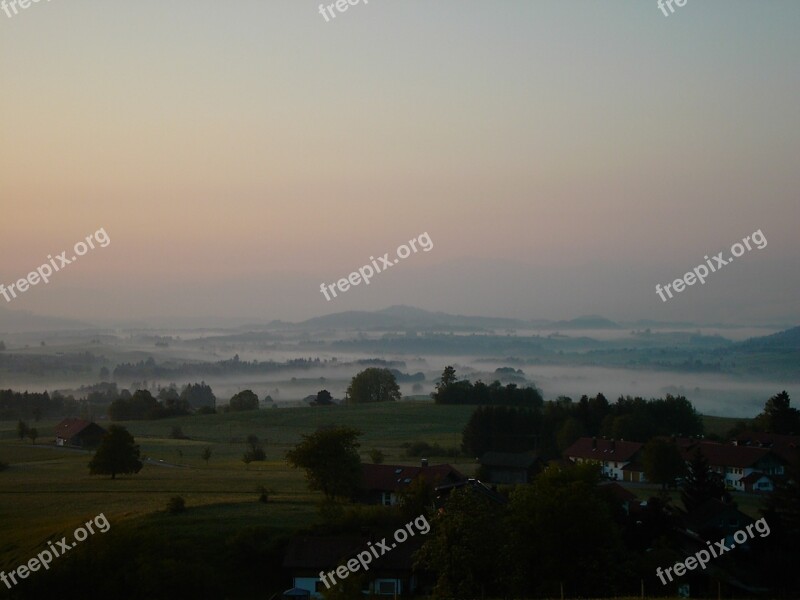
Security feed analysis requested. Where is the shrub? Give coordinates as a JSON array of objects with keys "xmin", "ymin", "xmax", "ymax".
[
  {"xmin": 170, "ymin": 426, "xmax": 189, "ymax": 440},
  {"xmin": 167, "ymin": 496, "xmax": 186, "ymax": 514},
  {"xmin": 403, "ymin": 441, "xmax": 461, "ymax": 458},
  {"xmin": 243, "ymin": 435, "xmax": 266, "ymax": 462}
]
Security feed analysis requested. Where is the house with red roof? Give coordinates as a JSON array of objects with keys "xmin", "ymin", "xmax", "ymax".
[
  {"xmin": 678, "ymin": 439, "xmax": 786, "ymax": 492},
  {"xmin": 733, "ymin": 431, "xmax": 800, "ymax": 463},
  {"xmin": 563, "ymin": 437, "xmax": 643, "ymax": 481},
  {"xmin": 359, "ymin": 461, "xmax": 465, "ymax": 506},
  {"xmin": 54, "ymin": 418, "xmax": 107, "ymax": 448}
]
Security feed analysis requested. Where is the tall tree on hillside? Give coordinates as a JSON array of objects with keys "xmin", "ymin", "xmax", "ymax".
[
  {"xmin": 88, "ymin": 425, "xmax": 143, "ymax": 480},
  {"xmin": 314, "ymin": 389, "xmax": 333, "ymax": 405},
  {"xmin": 346, "ymin": 368, "xmax": 400, "ymax": 404},
  {"xmin": 462, "ymin": 405, "xmax": 541, "ymax": 456},
  {"xmin": 180, "ymin": 382, "xmax": 216, "ymax": 409},
  {"xmin": 286, "ymin": 427, "xmax": 363, "ymax": 500},
  {"xmin": 681, "ymin": 447, "xmax": 724, "ymax": 512},
  {"xmin": 437, "ymin": 366, "xmax": 458, "ymax": 391},
  {"xmin": 505, "ymin": 464, "xmax": 628, "ymax": 597},
  {"xmin": 229, "ymin": 390, "xmax": 259, "ymax": 411},
  {"xmin": 642, "ymin": 438, "xmax": 685, "ymax": 491},
  {"xmin": 754, "ymin": 391, "xmax": 800, "ymax": 434},
  {"xmin": 416, "ymin": 488, "xmax": 504, "ymax": 599},
  {"xmin": 16, "ymin": 420, "xmax": 28, "ymax": 441},
  {"xmin": 243, "ymin": 434, "xmax": 266, "ymax": 462}
]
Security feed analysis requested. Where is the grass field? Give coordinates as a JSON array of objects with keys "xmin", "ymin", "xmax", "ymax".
[
  {"xmin": 0, "ymin": 404, "xmax": 756, "ymax": 577},
  {"xmin": 0, "ymin": 402, "xmax": 479, "ymax": 573}
]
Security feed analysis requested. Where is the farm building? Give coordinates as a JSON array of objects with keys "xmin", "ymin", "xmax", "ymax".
[{"xmin": 54, "ymin": 418, "xmax": 107, "ymax": 448}]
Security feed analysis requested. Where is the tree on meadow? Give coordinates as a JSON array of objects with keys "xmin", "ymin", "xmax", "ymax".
[{"xmin": 88, "ymin": 425, "xmax": 143, "ymax": 480}]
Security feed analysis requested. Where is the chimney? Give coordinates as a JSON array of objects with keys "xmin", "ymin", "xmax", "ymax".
[{"xmin": 421, "ymin": 458, "xmax": 428, "ymax": 468}]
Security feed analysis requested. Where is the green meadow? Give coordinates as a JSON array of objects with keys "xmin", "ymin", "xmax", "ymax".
[
  {"xmin": 0, "ymin": 402, "xmax": 478, "ymax": 573},
  {"xmin": 0, "ymin": 404, "xmax": 749, "ymax": 576}
]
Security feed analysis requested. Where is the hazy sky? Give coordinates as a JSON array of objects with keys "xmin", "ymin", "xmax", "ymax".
[{"xmin": 2, "ymin": 1, "xmax": 798, "ymax": 325}]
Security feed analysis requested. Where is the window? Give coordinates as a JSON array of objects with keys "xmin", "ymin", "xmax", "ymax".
[
  {"xmin": 382, "ymin": 492, "xmax": 392, "ymax": 506},
  {"xmin": 378, "ymin": 581, "xmax": 397, "ymax": 595}
]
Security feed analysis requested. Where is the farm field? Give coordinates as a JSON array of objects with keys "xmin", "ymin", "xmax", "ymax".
[
  {"xmin": 0, "ymin": 402, "xmax": 479, "ymax": 574},
  {"xmin": 0, "ymin": 403, "xmax": 749, "ymax": 575}
]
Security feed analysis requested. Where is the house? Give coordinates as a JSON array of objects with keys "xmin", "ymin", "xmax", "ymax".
[
  {"xmin": 283, "ymin": 534, "xmax": 423, "ymax": 598},
  {"xmin": 479, "ymin": 451, "xmax": 542, "ymax": 484},
  {"xmin": 621, "ymin": 460, "xmax": 647, "ymax": 483},
  {"xmin": 359, "ymin": 461, "xmax": 465, "ymax": 506},
  {"xmin": 740, "ymin": 471, "xmax": 780, "ymax": 494},
  {"xmin": 733, "ymin": 431, "xmax": 800, "ymax": 463},
  {"xmin": 563, "ymin": 437, "xmax": 643, "ymax": 481},
  {"xmin": 54, "ymin": 418, "xmax": 107, "ymax": 448},
  {"xmin": 678, "ymin": 440, "xmax": 786, "ymax": 492}
]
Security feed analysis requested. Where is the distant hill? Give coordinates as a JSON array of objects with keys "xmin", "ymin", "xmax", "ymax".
[
  {"xmin": 733, "ymin": 326, "xmax": 800, "ymax": 351},
  {"xmin": 550, "ymin": 315, "xmax": 621, "ymax": 330},
  {"xmin": 292, "ymin": 306, "xmax": 627, "ymax": 332},
  {"xmin": 296, "ymin": 305, "xmax": 527, "ymax": 331}
]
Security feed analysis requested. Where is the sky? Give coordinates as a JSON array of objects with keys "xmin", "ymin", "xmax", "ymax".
[{"xmin": 1, "ymin": 0, "xmax": 799, "ymax": 326}]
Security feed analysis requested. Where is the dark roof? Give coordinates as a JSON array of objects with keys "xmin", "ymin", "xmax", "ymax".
[
  {"xmin": 362, "ymin": 463, "xmax": 464, "ymax": 493},
  {"xmin": 740, "ymin": 471, "xmax": 774, "ymax": 485},
  {"xmin": 622, "ymin": 461, "xmax": 645, "ymax": 472},
  {"xmin": 734, "ymin": 431, "xmax": 800, "ymax": 463},
  {"xmin": 564, "ymin": 437, "xmax": 643, "ymax": 462},
  {"xmin": 480, "ymin": 451, "xmax": 539, "ymax": 469},
  {"xmin": 54, "ymin": 418, "xmax": 105, "ymax": 440},
  {"xmin": 679, "ymin": 441, "xmax": 775, "ymax": 468},
  {"xmin": 283, "ymin": 535, "xmax": 422, "ymax": 571},
  {"xmin": 598, "ymin": 481, "xmax": 637, "ymax": 502}
]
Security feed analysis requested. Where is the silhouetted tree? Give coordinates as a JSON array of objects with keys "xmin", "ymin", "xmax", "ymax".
[
  {"xmin": 681, "ymin": 447, "xmax": 724, "ymax": 512},
  {"xmin": 243, "ymin": 435, "xmax": 266, "ymax": 462},
  {"xmin": 755, "ymin": 391, "xmax": 800, "ymax": 434},
  {"xmin": 346, "ymin": 369, "xmax": 400, "ymax": 404},
  {"xmin": 643, "ymin": 438, "xmax": 685, "ymax": 491},
  {"xmin": 286, "ymin": 427, "xmax": 363, "ymax": 500},
  {"xmin": 88, "ymin": 425, "xmax": 143, "ymax": 479},
  {"xmin": 229, "ymin": 390, "xmax": 259, "ymax": 411},
  {"xmin": 180, "ymin": 382, "xmax": 216, "ymax": 409},
  {"xmin": 314, "ymin": 389, "xmax": 333, "ymax": 405}
]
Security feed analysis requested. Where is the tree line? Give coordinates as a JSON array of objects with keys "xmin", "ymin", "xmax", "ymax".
[
  {"xmin": 460, "ymin": 390, "xmax": 703, "ymax": 460},
  {"xmin": 432, "ymin": 365, "xmax": 544, "ymax": 406}
]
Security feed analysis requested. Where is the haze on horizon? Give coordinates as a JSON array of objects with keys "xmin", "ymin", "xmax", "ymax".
[{"xmin": 2, "ymin": 1, "xmax": 799, "ymax": 327}]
